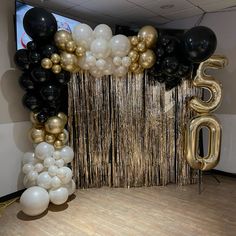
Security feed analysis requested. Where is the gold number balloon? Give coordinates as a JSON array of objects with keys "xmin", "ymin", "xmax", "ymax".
[
  {"xmin": 189, "ymin": 55, "xmax": 228, "ymax": 113},
  {"xmin": 185, "ymin": 55, "xmax": 228, "ymax": 171},
  {"xmin": 185, "ymin": 114, "xmax": 221, "ymax": 171}
]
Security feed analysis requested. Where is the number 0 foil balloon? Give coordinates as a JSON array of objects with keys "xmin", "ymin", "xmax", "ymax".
[{"xmin": 189, "ymin": 55, "xmax": 228, "ymax": 113}]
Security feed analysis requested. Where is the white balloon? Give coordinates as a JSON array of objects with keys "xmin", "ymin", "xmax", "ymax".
[
  {"xmin": 48, "ymin": 165, "xmax": 58, "ymax": 177},
  {"xmin": 90, "ymin": 38, "xmax": 110, "ymax": 59},
  {"xmin": 114, "ymin": 66, "xmax": 128, "ymax": 77},
  {"xmin": 63, "ymin": 179, "xmax": 76, "ymax": 195},
  {"xmin": 103, "ymin": 57, "xmax": 115, "ymax": 75},
  {"xmin": 62, "ymin": 129, "xmax": 69, "ymax": 144},
  {"xmin": 49, "ymin": 187, "xmax": 68, "ymax": 205},
  {"xmin": 53, "ymin": 151, "xmax": 61, "ymax": 160},
  {"xmin": 78, "ymin": 55, "xmax": 90, "ymax": 70},
  {"xmin": 55, "ymin": 159, "xmax": 65, "ymax": 168},
  {"xmin": 23, "ymin": 176, "xmax": 36, "ymax": 188},
  {"xmin": 57, "ymin": 167, "xmax": 66, "ymax": 179},
  {"xmin": 22, "ymin": 163, "xmax": 34, "ymax": 175},
  {"xmin": 20, "ymin": 186, "xmax": 49, "ymax": 216},
  {"xmin": 96, "ymin": 59, "xmax": 106, "ymax": 70},
  {"xmin": 27, "ymin": 170, "xmax": 38, "ymax": 182},
  {"xmin": 34, "ymin": 163, "xmax": 44, "ymax": 173},
  {"xmin": 51, "ymin": 176, "xmax": 62, "ymax": 189},
  {"xmin": 110, "ymin": 35, "xmax": 131, "ymax": 57},
  {"xmin": 90, "ymin": 67, "xmax": 103, "ymax": 78},
  {"xmin": 22, "ymin": 152, "xmax": 35, "ymax": 165},
  {"xmin": 86, "ymin": 54, "xmax": 96, "ymax": 67},
  {"xmin": 113, "ymin": 56, "xmax": 122, "ymax": 66},
  {"xmin": 44, "ymin": 157, "xmax": 55, "ymax": 168},
  {"xmin": 94, "ymin": 24, "xmax": 112, "ymax": 41},
  {"xmin": 72, "ymin": 23, "xmax": 93, "ymax": 50},
  {"xmin": 60, "ymin": 146, "xmax": 74, "ymax": 164},
  {"xmin": 122, "ymin": 56, "xmax": 131, "ymax": 67},
  {"xmin": 35, "ymin": 142, "xmax": 54, "ymax": 160},
  {"xmin": 37, "ymin": 171, "xmax": 52, "ymax": 189},
  {"xmin": 60, "ymin": 167, "xmax": 73, "ymax": 184}
]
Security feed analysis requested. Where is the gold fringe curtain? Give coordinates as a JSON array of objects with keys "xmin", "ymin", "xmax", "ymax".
[{"xmin": 68, "ymin": 72, "xmax": 200, "ymax": 188}]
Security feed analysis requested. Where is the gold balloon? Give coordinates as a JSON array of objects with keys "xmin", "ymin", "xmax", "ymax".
[
  {"xmin": 45, "ymin": 116, "xmax": 64, "ymax": 134},
  {"xmin": 66, "ymin": 40, "xmax": 77, "ymax": 53},
  {"xmin": 52, "ymin": 64, "xmax": 62, "ymax": 74},
  {"xmin": 128, "ymin": 50, "xmax": 139, "ymax": 63},
  {"xmin": 45, "ymin": 134, "xmax": 56, "ymax": 144},
  {"xmin": 129, "ymin": 63, "xmax": 139, "ymax": 72},
  {"xmin": 139, "ymin": 49, "xmax": 156, "ymax": 69},
  {"xmin": 54, "ymin": 140, "xmax": 64, "ymax": 149},
  {"xmin": 137, "ymin": 41, "xmax": 146, "ymax": 53},
  {"xmin": 189, "ymin": 55, "xmax": 228, "ymax": 113},
  {"xmin": 51, "ymin": 53, "xmax": 61, "ymax": 64},
  {"xmin": 54, "ymin": 30, "xmax": 72, "ymax": 50},
  {"xmin": 60, "ymin": 51, "xmax": 78, "ymax": 72},
  {"xmin": 185, "ymin": 114, "xmax": 221, "ymax": 171},
  {"xmin": 130, "ymin": 36, "xmax": 139, "ymax": 46},
  {"xmin": 75, "ymin": 46, "xmax": 85, "ymax": 57},
  {"xmin": 57, "ymin": 112, "xmax": 68, "ymax": 125},
  {"xmin": 41, "ymin": 58, "xmax": 53, "ymax": 69},
  {"xmin": 28, "ymin": 127, "xmax": 45, "ymax": 144},
  {"xmin": 30, "ymin": 112, "xmax": 43, "ymax": 128},
  {"xmin": 57, "ymin": 132, "xmax": 66, "ymax": 142},
  {"xmin": 134, "ymin": 65, "xmax": 144, "ymax": 74},
  {"xmin": 138, "ymin": 25, "xmax": 158, "ymax": 48}
]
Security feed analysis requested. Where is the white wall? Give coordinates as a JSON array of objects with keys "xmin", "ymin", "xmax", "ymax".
[
  {"xmin": 162, "ymin": 11, "xmax": 236, "ymax": 173},
  {"xmin": 0, "ymin": 0, "xmax": 31, "ymax": 197}
]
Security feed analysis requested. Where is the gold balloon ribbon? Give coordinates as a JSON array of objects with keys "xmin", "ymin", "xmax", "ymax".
[{"xmin": 185, "ymin": 55, "xmax": 228, "ymax": 171}]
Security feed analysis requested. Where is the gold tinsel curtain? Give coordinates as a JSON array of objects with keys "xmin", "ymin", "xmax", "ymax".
[{"xmin": 68, "ymin": 72, "xmax": 200, "ymax": 189}]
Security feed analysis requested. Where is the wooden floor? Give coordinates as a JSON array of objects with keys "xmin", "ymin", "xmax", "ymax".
[{"xmin": 0, "ymin": 175, "xmax": 235, "ymax": 236}]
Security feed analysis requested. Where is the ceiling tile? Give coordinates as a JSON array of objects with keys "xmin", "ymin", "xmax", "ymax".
[
  {"xmin": 166, "ymin": 7, "xmax": 203, "ymax": 20},
  {"xmin": 199, "ymin": 1, "xmax": 236, "ymax": 12}
]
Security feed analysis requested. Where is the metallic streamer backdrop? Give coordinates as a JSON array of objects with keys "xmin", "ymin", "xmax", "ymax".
[{"xmin": 68, "ymin": 72, "xmax": 201, "ymax": 188}]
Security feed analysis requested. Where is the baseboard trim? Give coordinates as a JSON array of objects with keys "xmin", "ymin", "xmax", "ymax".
[
  {"xmin": 210, "ymin": 169, "xmax": 236, "ymax": 178},
  {"xmin": 0, "ymin": 189, "xmax": 25, "ymax": 203}
]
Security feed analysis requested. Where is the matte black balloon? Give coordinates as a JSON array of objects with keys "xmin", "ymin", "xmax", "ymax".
[
  {"xmin": 23, "ymin": 7, "xmax": 57, "ymax": 42},
  {"xmin": 165, "ymin": 76, "xmax": 182, "ymax": 91},
  {"xmin": 22, "ymin": 93, "xmax": 41, "ymax": 112},
  {"xmin": 40, "ymin": 85, "xmax": 61, "ymax": 102},
  {"xmin": 55, "ymin": 70, "xmax": 71, "ymax": 85},
  {"xmin": 14, "ymin": 49, "xmax": 30, "ymax": 70},
  {"xmin": 165, "ymin": 39, "xmax": 179, "ymax": 55},
  {"xmin": 31, "ymin": 66, "xmax": 51, "ymax": 83},
  {"xmin": 18, "ymin": 73, "xmax": 35, "ymax": 91},
  {"xmin": 42, "ymin": 102, "xmax": 60, "ymax": 116},
  {"xmin": 36, "ymin": 111, "xmax": 48, "ymax": 123},
  {"xmin": 159, "ymin": 36, "xmax": 171, "ymax": 47},
  {"xmin": 183, "ymin": 26, "xmax": 217, "ymax": 63},
  {"xmin": 162, "ymin": 57, "xmax": 179, "ymax": 75},
  {"xmin": 27, "ymin": 41, "xmax": 37, "ymax": 51},
  {"xmin": 176, "ymin": 64, "xmax": 191, "ymax": 78},
  {"xmin": 41, "ymin": 44, "xmax": 57, "ymax": 58},
  {"xmin": 29, "ymin": 51, "xmax": 41, "ymax": 64},
  {"xmin": 155, "ymin": 47, "xmax": 165, "ymax": 58}
]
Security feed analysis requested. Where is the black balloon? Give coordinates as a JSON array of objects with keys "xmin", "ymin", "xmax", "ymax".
[
  {"xmin": 165, "ymin": 76, "xmax": 182, "ymax": 91},
  {"xmin": 55, "ymin": 70, "xmax": 71, "ymax": 85},
  {"xmin": 22, "ymin": 93, "xmax": 41, "ymax": 112},
  {"xmin": 41, "ymin": 44, "xmax": 57, "ymax": 58},
  {"xmin": 18, "ymin": 73, "xmax": 35, "ymax": 91},
  {"xmin": 40, "ymin": 84, "xmax": 61, "ymax": 102},
  {"xmin": 23, "ymin": 7, "xmax": 57, "ymax": 42},
  {"xmin": 14, "ymin": 49, "xmax": 30, "ymax": 70},
  {"xmin": 176, "ymin": 64, "xmax": 191, "ymax": 78},
  {"xmin": 36, "ymin": 111, "xmax": 48, "ymax": 123},
  {"xmin": 162, "ymin": 57, "xmax": 179, "ymax": 75},
  {"xmin": 155, "ymin": 47, "xmax": 165, "ymax": 58},
  {"xmin": 28, "ymin": 51, "xmax": 41, "ymax": 64},
  {"xmin": 27, "ymin": 41, "xmax": 37, "ymax": 51},
  {"xmin": 183, "ymin": 26, "xmax": 217, "ymax": 63},
  {"xmin": 31, "ymin": 66, "xmax": 51, "ymax": 83}
]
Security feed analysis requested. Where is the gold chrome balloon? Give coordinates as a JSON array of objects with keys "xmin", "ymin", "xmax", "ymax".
[
  {"xmin": 45, "ymin": 134, "xmax": 56, "ymax": 144},
  {"xmin": 57, "ymin": 132, "xmax": 66, "ymax": 142},
  {"xmin": 52, "ymin": 64, "xmax": 62, "ymax": 74},
  {"xmin": 57, "ymin": 112, "xmax": 68, "ymax": 125},
  {"xmin": 185, "ymin": 114, "xmax": 221, "ymax": 171},
  {"xmin": 137, "ymin": 41, "xmax": 146, "ymax": 53},
  {"xmin": 75, "ymin": 46, "xmax": 86, "ymax": 57},
  {"xmin": 129, "ymin": 62, "xmax": 139, "ymax": 72},
  {"xmin": 189, "ymin": 55, "xmax": 228, "ymax": 113},
  {"xmin": 51, "ymin": 53, "xmax": 61, "ymax": 64},
  {"xmin": 138, "ymin": 25, "xmax": 158, "ymax": 49},
  {"xmin": 41, "ymin": 58, "xmax": 53, "ymax": 69},
  {"xmin": 45, "ymin": 116, "xmax": 64, "ymax": 134},
  {"xmin": 66, "ymin": 40, "xmax": 77, "ymax": 53},
  {"xmin": 128, "ymin": 50, "xmax": 139, "ymax": 63},
  {"xmin": 28, "ymin": 127, "xmax": 45, "ymax": 144},
  {"xmin": 139, "ymin": 49, "xmax": 156, "ymax": 69},
  {"xmin": 60, "ymin": 51, "xmax": 78, "ymax": 72},
  {"xmin": 54, "ymin": 140, "xmax": 64, "ymax": 149},
  {"xmin": 130, "ymin": 36, "xmax": 139, "ymax": 46},
  {"xmin": 30, "ymin": 112, "xmax": 43, "ymax": 128},
  {"xmin": 54, "ymin": 30, "xmax": 72, "ymax": 50}
]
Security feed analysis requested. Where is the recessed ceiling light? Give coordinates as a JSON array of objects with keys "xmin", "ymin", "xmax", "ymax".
[{"xmin": 160, "ymin": 4, "xmax": 174, "ymax": 9}]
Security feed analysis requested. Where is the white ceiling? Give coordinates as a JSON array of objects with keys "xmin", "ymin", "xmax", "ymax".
[{"xmin": 22, "ymin": 0, "xmax": 236, "ymax": 27}]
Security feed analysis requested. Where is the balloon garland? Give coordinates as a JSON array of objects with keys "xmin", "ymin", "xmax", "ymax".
[{"xmin": 13, "ymin": 6, "xmax": 225, "ymax": 216}]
